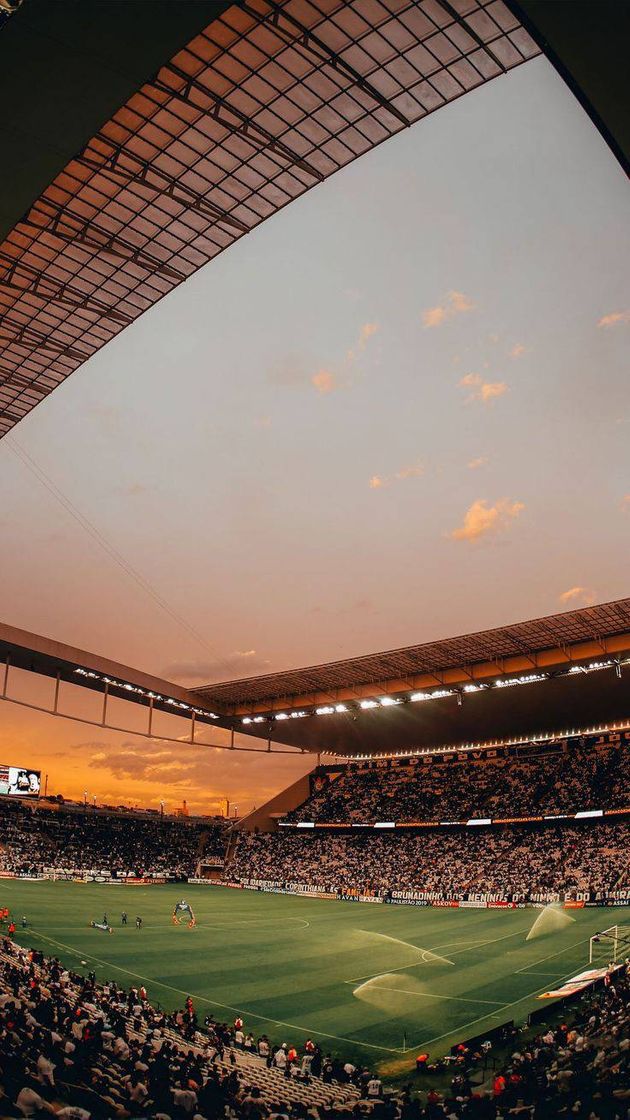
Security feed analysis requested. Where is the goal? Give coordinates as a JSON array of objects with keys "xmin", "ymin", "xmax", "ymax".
[{"xmin": 589, "ymin": 924, "xmax": 630, "ymax": 965}]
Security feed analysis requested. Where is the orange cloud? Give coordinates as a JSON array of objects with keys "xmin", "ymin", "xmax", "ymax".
[
  {"xmin": 509, "ymin": 343, "xmax": 526, "ymax": 358},
  {"xmin": 449, "ymin": 498, "xmax": 525, "ymax": 542},
  {"xmin": 311, "ymin": 369, "xmax": 336, "ymax": 394},
  {"xmin": 360, "ymin": 322, "xmax": 379, "ymax": 344},
  {"xmin": 559, "ymin": 587, "xmax": 597, "ymax": 607},
  {"xmin": 468, "ymin": 456, "xmax": 488, "ymax": 470},
  {"xmin": 422, "ymin": 305, "xmax": 448, "ymax": 328},
  {"xmin": 459, "ymin": 373, "xmax": 508, "ymax": 403},
  {"xmin": 422, "ymin": 290, "xmax": 475, "ymax": 328},
  {"xmin": 598, "ymin": 310, "xmax": 630, "ymax": 328},
  {"xmin": 369, "ymin": 461, "xmax": 424, "ymax": 490},
  {"xmin": 346, "ymin": 321, "xmax": 380, "ymax": 364},
  {"xmin": 395, "ymin": 462, "xmax": 424, "ymax": 480},
  {"xmin": 314, "ymin": 323, "xmax": 379, "ymax": 390}
]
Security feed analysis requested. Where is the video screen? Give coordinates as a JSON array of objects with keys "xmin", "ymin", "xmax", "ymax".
[{"xmin": 0, "ymin": 766, "xmax": 41, "ymax": 798}]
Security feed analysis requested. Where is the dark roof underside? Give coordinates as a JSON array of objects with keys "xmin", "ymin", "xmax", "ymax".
[{"xmin": 0, "ymin": 0, "xmax": 539, "ymax": 436}]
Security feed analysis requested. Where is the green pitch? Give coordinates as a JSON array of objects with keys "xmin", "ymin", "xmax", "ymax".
[{"xmin": 3, "ymin": 881, "xmax": 627, "ymax": 1073}]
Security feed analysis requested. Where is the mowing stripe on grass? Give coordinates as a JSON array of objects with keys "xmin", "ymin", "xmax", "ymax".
[
  {"xmin": 27, "ymin": 930, "xmax": 401, "ymax": 1056},
  {"xmin": 402, "ymin": 934, "xmax": 595, "ymax": 1054},
  {"xmin": 346, "ymin": 925, "xmax": 530, "ymax": 984}
]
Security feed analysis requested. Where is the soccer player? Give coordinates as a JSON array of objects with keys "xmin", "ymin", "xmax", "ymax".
[
  {"xmin": 135, "ymin": 915, "xmax": 143, "ymax": 930},
  {"xmin": 172, "ymin": 899, "xmax": 196, "ymax": 927},
  {"xmin": 7, "ymin": 920, "xmax": 16, "ymax": 937},
  {"xmin": 90, "ymin": 919, "xmax": 113, "ymax": 933},
  {"xmin": 21, "ymin": 916, "xmax": 27, "ymax": 929},
  {"xmin": 121, "ymin": 911, "xmax": 127, "ymax": 925}
]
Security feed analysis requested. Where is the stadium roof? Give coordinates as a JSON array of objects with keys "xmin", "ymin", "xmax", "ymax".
[
  {"xmin": 2, "ymin": 600, "xmax": 629, "ymax": 756},
  {"xmin": 196, "ymin": 598, "xmax": 630, "ymax": 709},
  {"xmin": 2, "ymin": 1, "xmax": 627, "ymax": 439},
  {"xmin": 0, "ymin": 0, "xmax": 543, "ymax": 437},
  {"xmin": 202, "ymin": 594, "xmax": 630, "ymax": 754}
]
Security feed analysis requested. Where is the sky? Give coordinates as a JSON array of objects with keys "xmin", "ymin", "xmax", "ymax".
[{"xmin": 0, "ymin": 55, "xmax": 628, "ymax": 814}]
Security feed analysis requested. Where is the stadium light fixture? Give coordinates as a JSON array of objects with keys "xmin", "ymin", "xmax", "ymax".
[
  {"xmin": 410, "ymin": 688, "xmax": 454, "ymax": 702},
  {"xmin": 379, "ymin": 697, "xmax": 400, "ymax": 707},
  {"xmin": 493, "ymin": 673, "xmax": 547, "ymax": 688},
  {"xmin": 568, "ymin": 659, "xmax": 614, "ymax": 675},
  {"xmin": 73, "ymin": 667, "xmax": 219, "ymax": 718},
  {"xmin": 315, "ymin": 706, "xmax": 335, "ymax": 715},
  {"xmin": 360, "ymin": 700, "xmax": 378, "ymax": 709}
]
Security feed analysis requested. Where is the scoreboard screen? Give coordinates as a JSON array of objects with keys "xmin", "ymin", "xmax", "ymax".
[{"xmin": 0, "ymin": 766, "xmax": 41, "ymax": 798}]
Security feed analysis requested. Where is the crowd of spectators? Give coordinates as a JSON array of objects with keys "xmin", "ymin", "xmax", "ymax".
[
  {"xmin": 0, "ymin": 801, "xmax": 227, "ymax": 879},
  {"xmin": 283, "ymin": 741, "xmax": 630, "ymax": 826},
  {"xmin": 0, "ymin": 935, "xmax": 394, "ymax": 1119},
  {"xmin": 423, "ymin": 964, "xmax": 630, "ymax": 1119},
  {"xmin": 231, "ymin": 821, "xmax": 630, "ymax": 900}
]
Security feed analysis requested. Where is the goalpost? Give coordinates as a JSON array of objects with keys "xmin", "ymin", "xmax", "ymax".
[{"xmin": 589, "ymin": 924, "xmax": 630, "ymax": 965}]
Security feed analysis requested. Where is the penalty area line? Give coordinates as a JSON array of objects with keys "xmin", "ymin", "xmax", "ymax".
[{"xmin": 25, "ymin": 931, "xmax": 399, "ymax": 1056}]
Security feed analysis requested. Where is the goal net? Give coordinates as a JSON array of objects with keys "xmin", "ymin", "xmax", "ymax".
[{"xmin": 589, "ymin": 924, "xmax": 630, "ymax": 965}]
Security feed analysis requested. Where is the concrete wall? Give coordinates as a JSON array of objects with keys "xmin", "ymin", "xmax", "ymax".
[{"xmin": 235, "ymin": 771, "xmax": 312, "ymax": 833}]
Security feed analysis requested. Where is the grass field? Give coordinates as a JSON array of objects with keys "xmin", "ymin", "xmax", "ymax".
[{"xmin": 2, "ymin": 881, "xmax": 627, "ymax": 1074}]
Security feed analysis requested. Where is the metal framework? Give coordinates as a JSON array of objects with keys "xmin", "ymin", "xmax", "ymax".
[
  {"xmin": 0, "ymin": 0, "xmax": 538, "ymax": 436},
  {"xmin": 1, "ymin": 601, "xmax": 629, "ymax": 757},
  {"xmin": 195, "ymin": 598, "xmax": 630, "ymax": 711}
]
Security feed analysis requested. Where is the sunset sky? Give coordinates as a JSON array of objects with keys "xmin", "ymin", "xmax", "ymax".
[{"xmin": 0, "ymin": 55, "xmax": 628, "ymax": 814}]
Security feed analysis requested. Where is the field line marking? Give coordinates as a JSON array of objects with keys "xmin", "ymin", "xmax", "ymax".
[
  {"xmin": 354, "ymin": 985, "xmax": 502, "ymax": 1007},
  {"xmin": 357, "ymin": 930, "xmax": 455, "ymax": 965},
  {"xmin": 515, "ymin": 937, "xmax": 595, "ymax": 974},
  {"xmin": 25, "ymin": 931, "xmax": 399, "ymax": 1056},
  {"xmin": 400, "ymin": 933, "xmax": 595, "ymax": 1055},
  {"xmin": 517, "ymin": 971, "xmax": 565, "ymax": 977}
]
